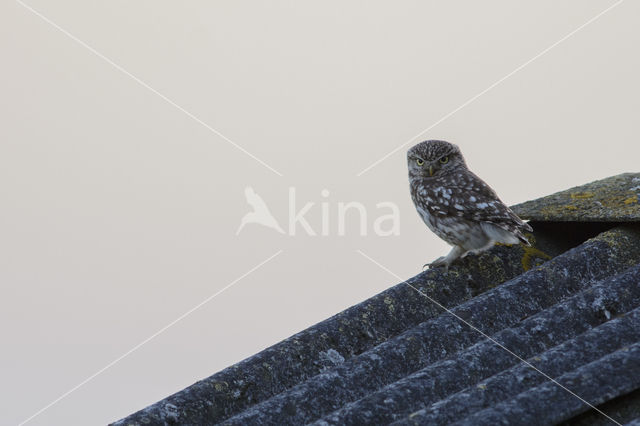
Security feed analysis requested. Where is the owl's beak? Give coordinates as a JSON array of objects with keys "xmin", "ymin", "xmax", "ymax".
[{"xmin": 428, "ymin": 165, "xmax": 434, "ymax": 176}]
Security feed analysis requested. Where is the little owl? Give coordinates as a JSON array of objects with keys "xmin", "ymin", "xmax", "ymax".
[{"xmin": 408, "ymin": 140, "xmax": 532, "ymax": 270}]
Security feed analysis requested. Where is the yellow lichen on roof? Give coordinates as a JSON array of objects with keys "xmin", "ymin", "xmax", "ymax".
[{"xmin": 512, "ymin": 173, "xmax": 640, "ymax": 222}]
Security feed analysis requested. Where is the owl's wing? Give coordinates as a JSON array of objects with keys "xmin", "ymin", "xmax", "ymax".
[{"xmin": 426, "ymin": 172, "xmax": 533, "ymax": 235}]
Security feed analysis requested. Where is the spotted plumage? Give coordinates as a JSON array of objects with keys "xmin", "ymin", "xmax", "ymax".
[{"xmin": 408, "ymin": 140, "xmax": 532, "ymax": 270}]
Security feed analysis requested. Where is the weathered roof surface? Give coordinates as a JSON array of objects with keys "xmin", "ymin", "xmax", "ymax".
[
  {"xmin": 113, "ymin": 175, "xmax": 640, "ymax": 426},
  {"xmin": 626, "ymin": 416, "xmax": 640, "ymax": 426},
  {"xmin": 512, "ymin": 172, "xmax": 640, "ymax": 222}
]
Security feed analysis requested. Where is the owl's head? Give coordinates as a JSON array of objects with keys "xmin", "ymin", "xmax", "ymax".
[{"xmin": 407, "ymin": 140, "xmax": 466, "ymax": 179}]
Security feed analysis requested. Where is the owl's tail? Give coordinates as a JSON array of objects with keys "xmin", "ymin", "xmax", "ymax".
[
  {"xmin": 518, "ymin": 221, "xmax": 533, "ymax": 246},
  {"xmin": 517, "ymin": 233, "xmax": 532, "ymax": 246},
  {"xmin": 483, "ymin": 221, "xmax": 532, "ymax": 247}
]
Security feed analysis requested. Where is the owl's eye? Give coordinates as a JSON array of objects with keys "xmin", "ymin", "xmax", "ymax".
[
  {"xmin": 416, "ymin": 158, "xmax": 424, "ymax": 166},
  {"xmin": 439, "ymin": 156, "xmax": 449, "ymax": 164}
]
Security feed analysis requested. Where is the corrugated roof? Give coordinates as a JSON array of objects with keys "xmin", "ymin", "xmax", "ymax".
[
  {"xmin": 113, "ymin": 173, "xmax": 640, "ymax": 426},
  {"xmin": 512, "ymin": 172, "xmax": 640, "ymax": 222}
]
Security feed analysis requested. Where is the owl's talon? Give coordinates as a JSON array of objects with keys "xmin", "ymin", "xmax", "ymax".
[
  {"xmin": 428, "ymin": 256, "xmax": 445, "ymax": 266},
  {"xmin": 422, "ymin": 262, "xmax": 439, "ymax": 271},
  {"xmin": 424, "ymin": 256, "xmax": 450, "ymax": 273}
]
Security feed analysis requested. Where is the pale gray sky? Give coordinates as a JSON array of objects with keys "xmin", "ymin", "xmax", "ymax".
[{"xmin": 1, "ymin": 1, "xmax": 638, "ymax": 424}]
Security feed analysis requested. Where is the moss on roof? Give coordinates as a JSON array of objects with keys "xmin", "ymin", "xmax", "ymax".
[{"xmin": 512, "ymin": 173, "xmax": 640, "ymax": 222}]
